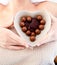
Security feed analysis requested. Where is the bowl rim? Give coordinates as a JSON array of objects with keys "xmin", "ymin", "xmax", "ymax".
[{"xmin": 14, "ymin": 10, "xmax": 51, "ymax": 47}]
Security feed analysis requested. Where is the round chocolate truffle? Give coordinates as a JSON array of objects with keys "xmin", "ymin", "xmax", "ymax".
[
  {"xmin": 27, "ymin": 16, "xmax": 32, "ymax": 22},
  {"xmin": 39, "ymin": 25, "xmax": 44, "ymax": 30},
  {"xmin": 22, "ymin": 26, "xmax": 27, "ymax": 32},
  {"xmin": 36, "ymin": 15, "xmax": 42, "ymax": 20},
  {"xmin": 35, "ymin": 29, "xmax": 41, "ymax": 34},
  {"xmin": 21, "ymin": 16, "xmax": 26, "ymax": 22},
  {"xmin": 40, "ymin": 19, "xmax": 46, "ymax": 25},
  {"xmin": 31, "ymin": 32, "xmax": 35, "ymax": 36},
  {"xmin": 30, "ymin": 36, "xmax": 36, "ymax": 42},
  {"xmin": 20, "ymin": 22, "xmax": 25, "ymax": 27},
  {"xmin": 26, "ymin": 30, "xmax": 31, "ymax": 36}
]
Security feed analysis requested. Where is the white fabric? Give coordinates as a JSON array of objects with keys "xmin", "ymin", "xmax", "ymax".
[
  {"xmin": 49, "ymin": 0, "xmax": 57, "ymax": 3},
  {"xmin": 0, "ymin": 0, "xmax": 57, "ymax": 5},
  {"xmin": 31, "ymin": 0, "xmax": 57, "ymax": 3},
  {"xmin": 31, "ymin": 0, "xmax": 45, "ymax": 3},
  {"xmin": 0, "ymin": 0, "xmax": 9, "ymax": 5},
  {"xmin": 0, "ymin": 41, "xmax": 57, "ymax": 65}
]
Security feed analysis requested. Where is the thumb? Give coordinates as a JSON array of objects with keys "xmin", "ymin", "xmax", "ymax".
[{"xmin": 7, "ymin": 28, "xmax": 29, "ymax": 48}]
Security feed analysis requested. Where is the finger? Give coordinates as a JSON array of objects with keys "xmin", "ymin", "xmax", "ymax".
[
  {"xmin": 6, "ymin": 46, "xmax": 25, "ymax": 50},
  {"xmin": 8, "ymin": 35, "xmax": 29, "ymax": 48},
  {"xmin": 0, "ymin": 27, "xmax": 29, "ymax": 48},
  {"xmin": 37, "ymin": 30, "xmax": 55, "ymax": 46},
  {"xmin": 1, "ymin": 27, "xmax": 28, "ymax": 47},
  {"xmin": 0, "ymin": 42, "xmax": 26, "ymax": 50},
  {"xmin": 7, "ymin": 29, "xmax": 29, "ymax": 47}
]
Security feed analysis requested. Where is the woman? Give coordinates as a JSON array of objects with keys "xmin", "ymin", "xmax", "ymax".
[{"xmin": 0, "ymin": 0, "xmax": 57, "ymax": 65}]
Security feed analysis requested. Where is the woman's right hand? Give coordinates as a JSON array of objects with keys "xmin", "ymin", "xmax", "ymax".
[{"xmin": 0, "ymin": 27, "xmax": 28, "ymax": 50}]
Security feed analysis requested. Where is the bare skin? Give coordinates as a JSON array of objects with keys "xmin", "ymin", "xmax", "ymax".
[
  {"xmin": 0, "ymin": 1, "xmax": 13, "ymax": 27},
  {"xmin": 13, "ymin": 0, "xmax": 57, "ymax": 17},
  {"xmin": 0, "ymin": 0, "xmax": 57, "ymax": 27}
]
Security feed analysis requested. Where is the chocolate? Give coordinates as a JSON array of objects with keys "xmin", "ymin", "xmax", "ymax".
[
  {"xmin": 20, "ymin": 15, "xmax": 46, "ymax": 42},
  {"xmin": 27, "ymin": 16, "xmax": 32, "ymax": 22},
  {"xmin": 22, "ymin": 26, "xmax": 27, "ymax": 32},
  {"xmin": 30, "ymin": 36, "xmax": 36, "ymax": 42},
  {"xmin": 40, "ymin": 19, "xmax": 46, "ymax": 25},
  {"xmin": 20, "ymin": 22, "xmax": 25, "ymax": 27},
  {"xmin": 31, "ymin": 32, "xmax": 35, "ymax": 36},
  {"xmin": 28, "ymin": 18, "xmax": 39, "ymax": 32},
  {"xmin": 39, "ymin": 25, "xmax": 44, "ymax": 30},
  {"xmin": 35, "ymin": 29, "xmax": 41, "ymax": 34},
  {"xmin": 26, "ymin": 30, "xmax": 31, "ymax": 36},
  {"xmin": 36, "ymin": 15, "xmax": 42, "ymax": 20},
  {"xmin": 25, "ymin": 21, "xmax": 30, "ymax": 28},
  {"xmin": 21, "ymin": 16, "xmax": 26, "ymax": 22}
]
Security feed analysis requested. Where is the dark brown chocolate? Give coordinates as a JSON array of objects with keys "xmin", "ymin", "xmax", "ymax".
[
  {"xmin": 31, "ymin": 32, "xmax": 36, "ymax": 36},
  {"xmin": 27, "ymin": 16, "xmax": 32, "ymax": 22},
  {"xmin": 20, "ymin": 22, "xmax": 25, "ymax": 27},
  {"xmin": 36, "ymin": 15, "xmax": 42, "ymax": 20},
  {"xmin": 40, "ymin": 19, "xmax": 46, "ymax": 25},
  {"xmin": 21, "ymin": 16, "xmax": 26, "ymax": 22},
  {"xmin": 35, "ymin": 29, "xmax": 41, "ymax": 34},
  {"xmin": 22, "ymin": 26, "xmax": 27, "ymax": 32},
  {"xmin": 28, "ymin": 18, "xmax": 39, "ymax": 32},
  {"xmin": 30, "ymin": 36, "xmax": 36, "ymax": 42},
  {"xmin": 39, "ymin": 25, "xmax": 44, "ymax": 30},
  {"xmin": 26, "ymin": 30, "xmax": 31, "ymax": 36},
  {"xmin": 20, "ymin": 15, "xmax": 46, "ymax": 42}
]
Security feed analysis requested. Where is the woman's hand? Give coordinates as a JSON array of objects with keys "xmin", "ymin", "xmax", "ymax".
[
  {"xmin": 13, "ymin": 0, "xmax": 57, "ymax": 46},
  {"xmin": 0, "ymin": 27, "xmax": 28, "ymax": 50},
  {"xmin": 0, "ymin": 0, "xmax": 57, "ymax": 50},
  {"xmin": 36, "ymin": 13, "xmax": 57, "ymax": 46}
]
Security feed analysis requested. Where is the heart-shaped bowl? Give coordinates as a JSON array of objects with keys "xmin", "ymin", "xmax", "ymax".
[{"xmin": 14, "ymin": 10, "xmax": 51, "ymax": 47}]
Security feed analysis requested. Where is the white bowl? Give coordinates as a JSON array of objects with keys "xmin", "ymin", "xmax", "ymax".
[{"xmin": 14, "ymin": 10, "xmax": 51, "ymax": 47}]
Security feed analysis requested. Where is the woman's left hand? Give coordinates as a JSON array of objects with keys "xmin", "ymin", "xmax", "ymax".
[{"xmin": 37, "ymin": 13, "xmax": 57, "ymax": 46}]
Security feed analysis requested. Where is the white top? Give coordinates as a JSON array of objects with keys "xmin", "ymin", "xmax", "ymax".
[
  {"xmin": 0, "ymin": 0, "xmax": 9, "ymax": 5},
  {"xmin": 0, "ymin": 41, "xmax": 57, "ymax": 65},
  {"xmin": 31, "ymin": 0, "xmax": 57, "ymax": 3},
  {"xmin": 0, "ymin": 0, "xmax": 57, "ymax": 5}
]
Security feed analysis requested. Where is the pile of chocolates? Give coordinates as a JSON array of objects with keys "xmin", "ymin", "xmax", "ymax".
[{"xmin": 19, "ymin": 15, "xmax": 46, "ymax": 42}]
